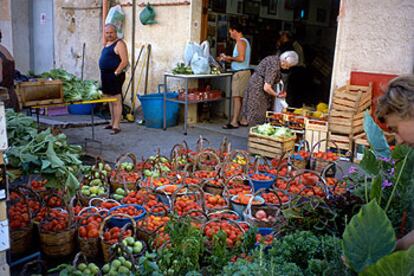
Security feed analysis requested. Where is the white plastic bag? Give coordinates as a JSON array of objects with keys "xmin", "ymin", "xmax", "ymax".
[
  {"xmin": 105, "ymin": 5, "xmax": 125, "ymax": 38},
  {"xmin": 273, "ymin": 80, "xmax": 288, "ymax": 112},
  {"xmin": 190, "ymin": 53, "xmax": 211, "ymax": 75},
  {"xmin": 184, "ymin": 42, "xmax": 203, "ymax": 66}
]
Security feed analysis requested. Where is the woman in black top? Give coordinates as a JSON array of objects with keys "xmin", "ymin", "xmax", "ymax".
[{"xmin": 99, "ymin": 24, "xmax": 128, "ymax": 134}]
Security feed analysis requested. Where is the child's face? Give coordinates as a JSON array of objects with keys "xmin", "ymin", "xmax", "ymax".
[{"xmin": 385, "ymin": 113, "xmax": 414, "ymax": 147}]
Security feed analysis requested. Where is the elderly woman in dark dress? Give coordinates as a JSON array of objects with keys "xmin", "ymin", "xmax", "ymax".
[{"xmin": 239, "ymin": 51, "xmax": 299, "ymax": 126}]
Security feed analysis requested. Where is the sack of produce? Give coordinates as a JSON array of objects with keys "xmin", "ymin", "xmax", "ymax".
[
  {"xmin": 140, "ymin": 4, "xmax": 157, "ymax": 25},
  {"xmin": 190, "ymin": 52, "xmax": 211, "ymax": 75}
]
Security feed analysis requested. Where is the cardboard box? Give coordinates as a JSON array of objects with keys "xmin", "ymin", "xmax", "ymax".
[{"xmin": 0, "ymin": 220, "xmax": 9, "ymax": 251}]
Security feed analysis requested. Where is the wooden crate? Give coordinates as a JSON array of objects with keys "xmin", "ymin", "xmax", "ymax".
[
  {"xmin": 328, "ymin": 132, "xmax": 354, "ymax": 151},
  {"xmin": 305, "ymin": 118, "xmax": 329, "ymax": 151},
  {"xmin": 16, "ymin": 80, "xmax": 64, "ymax": 108},
  {"xmin": 265, "ymin": 111, "xmax": 286, "ymax": 127},
  {"xmin": 248, "ymin": 127, "xmax": 296, "ymax": 159}
]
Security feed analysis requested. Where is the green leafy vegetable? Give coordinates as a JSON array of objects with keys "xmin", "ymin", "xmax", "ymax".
[{"xmin": 342, "ymin": 200, "xmax": 396, "ymax": 272}]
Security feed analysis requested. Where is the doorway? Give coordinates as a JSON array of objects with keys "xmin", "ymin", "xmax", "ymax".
[
  {"xmin": 202, "ymin": 0, "xmax": 340, "ymax": 105},
  {"xmin": 31, "ymin": 0, "xmax": 55, "ymax": 74}
]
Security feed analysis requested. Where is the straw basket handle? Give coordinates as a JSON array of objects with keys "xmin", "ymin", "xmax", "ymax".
[
  {"xmin": 311, "ymin": 139, "xmax": 340, "ymax": 155},
  {"xmin": 115, "ymin": 152, "xmax": 138, "ymax": 170},
  {"xmin": 286, "ymin": 169, "xmax": 330, "ymax": 198},
  {"xmin": 98, "ymin": 213, "xmax": 137, "ymax": 240}
]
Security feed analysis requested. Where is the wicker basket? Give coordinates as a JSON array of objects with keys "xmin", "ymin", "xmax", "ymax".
[
  {"xmin": 99, "ymin": 213, "xmax": 136, "ymax": 262},
  {"xmin": 11, "ymin": 227, "xmax": 33, "ymax": 256},
  {"xmin": 310, "ymin": 139, "xmax": 340, "ymax": 175},
  {"xmin": 110, "ymin": 153, "xmax": 141, "ymax": 192},
  {"xmin": 77, "ymin": 212, "xmax": 103, "ymax": 259},
  {"xmin": 39, "ymin": 207, "xmax": 76, "ymax": 258}
]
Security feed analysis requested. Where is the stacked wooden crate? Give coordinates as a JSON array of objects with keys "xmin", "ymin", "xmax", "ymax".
[{"xmin": 328, "ymin": 82, "xmax": 372, "ymax": 154}]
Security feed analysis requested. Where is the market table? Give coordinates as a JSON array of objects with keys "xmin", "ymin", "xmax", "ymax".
[
  {"xmin": 31, "ymin": 97, "xmax": 117, "ymax": 144},
  {"xmin": 163, "ymin": 72, "xmax": 233, "ymax": 135}
]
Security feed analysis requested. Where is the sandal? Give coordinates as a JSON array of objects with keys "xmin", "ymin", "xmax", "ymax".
[
  {"xmin": 110, "ymin": 128, "xmax": 121, "ymax": 135},
  {"xmin": 222, "ymin": 123, "xmax": 239, "ymax": 129},
  {"xmin": 238, "ymin": 121, "xmax": 249, "ymax": 127},
  {"xmin": 103, "ymin": 125, "xmax": 112, "ymax": 130}
]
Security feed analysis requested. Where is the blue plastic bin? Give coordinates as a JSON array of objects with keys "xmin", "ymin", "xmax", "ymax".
[
  {"xmin": 138, "ymin": 92, "xmax": 179, "ymax": 128},
  {"xmin": 248, "ymin": 173, "xmax": 276, "ymax": 192},
  {"xmin": 68, "ymin": 103, "xmax": 97, "ymax": 115},
  {"xmin": 108, "ymin": 204, "xmax": 147, "ymax": 227}
]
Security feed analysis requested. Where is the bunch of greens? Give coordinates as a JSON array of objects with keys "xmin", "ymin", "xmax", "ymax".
[
  {"xmin": 41, "ymin": 69, "xmax": 102, "ymax": 102},
  {"xmin": 5, "ymin": 109, "xmax": 37, "ymax": 147},
  {"xmin": 172, "ymin": 63, "xmax": 193, "ymax": 75},
  {"xmin": 6, "ymin": 128, "xmax": 83, "ymax": 196},
  {"xmin": 222, "ymin": 231, "xmax": 349, "ymax": 275},
  {"xmin": 254, "ymin": 124, "xmax": 294, "ymax": 138},
  {"xmin": 156, "ymin": 216, "xmax": 205, "ymax": 275}
]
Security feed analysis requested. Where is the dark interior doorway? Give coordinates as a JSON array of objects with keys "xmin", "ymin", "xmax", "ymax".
[{"xmin": 204, "ymin": 0, "xmax": 340, "ymax": 105}]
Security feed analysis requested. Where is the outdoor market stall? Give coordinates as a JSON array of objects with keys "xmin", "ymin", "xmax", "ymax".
[{"xmin": 4, "ymin": 104, "xmax": 414, "ymax": 275}]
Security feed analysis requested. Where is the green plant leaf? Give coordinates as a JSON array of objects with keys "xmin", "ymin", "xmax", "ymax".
[
  {"xmin": 360, "ymin": 245, "xmax": 414, "ymax": 276},
  {"xmin": 46, "ymin": 142, "xmax": 65, "ymax": 168},
  {"xmin": 342, "ymin": 200, "xmax": 396, "ymax": 272},
  {"xmin": 360, "ymin": 148, "xmax": 381, "ymax": 175},
  {"xmin": 370, "ymin": 175, "xmax": 382, "ymax": 205},
  {"xmin": 363, "ymin": 111, "xmax": 391, "ymax": 159}
]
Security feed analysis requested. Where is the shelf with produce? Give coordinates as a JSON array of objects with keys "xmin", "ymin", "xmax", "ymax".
[{"xmin": 166, "ymin": 97, "xmax": 226, "ymax": 105}]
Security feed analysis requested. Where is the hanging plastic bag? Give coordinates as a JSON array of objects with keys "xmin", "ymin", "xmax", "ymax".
[
  {"xmin": 140, "ymin": 4, "xmax": 157, "ymax": 25},
  {"xmin": 190, "ymin": 53, "xmax": 211, "ymax": 75},
  {"xmin": 273, "ymin": 80, "xmax": 288, "ymax": 112},
  {"xmin": 105, "ymin": 5, "xmax": 125, "ymax": 38}
]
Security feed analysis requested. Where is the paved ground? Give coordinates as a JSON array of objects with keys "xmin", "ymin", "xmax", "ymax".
[{"xmin": 37, "ymin": 114, "xmax": 249, "ymax": 162}]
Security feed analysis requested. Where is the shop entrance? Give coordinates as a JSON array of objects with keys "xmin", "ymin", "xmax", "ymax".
[{"xmin": 201, "ymin": 0, "xmax": 340, "ymax": 105}]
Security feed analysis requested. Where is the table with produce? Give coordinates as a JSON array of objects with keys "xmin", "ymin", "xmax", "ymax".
[{"xmin": 5, "ymin": 109, "xmax": 414, "ymax": 275}]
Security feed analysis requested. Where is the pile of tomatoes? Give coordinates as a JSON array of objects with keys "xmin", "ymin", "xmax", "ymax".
[
  {"xmin": 40, "ymin": 209, "xmax": 70, "ymax": 232},
  {"xmin": 103, "ymin": 227, "xmax": 132, "ymax": 245},
  {"xmin": 174, "ymin": 196, "xmax": 203, "ymax": 216},
  {"xmin": 137, "ymin": 215, "xmax": 170, "ymax": 232},
  {"xmin": 141, "ymin": 177, "xmax": 170, "ymax": 188},
  {"xmin": 8, "ymin": 201, "xmax": 30, "ymax": 230},
  {"xmin": 78, "ymin": 214, "xmax": 102, "ymax": 239},
  {"xmin": 256, "ymin": 233, "xmax": 273, "ymax": 245},
  {"xmin": 262, "ymin": 191, "xmax": 290, "ymax": 205},
  {"xmin": 313, "ymin": 151, "xmax": 339, "ymax": 162},
  {"xmin": 204, "ymin": 194, "xmax": 227, "ymax": 209},
  {"xmin": 111, "ymin": 205, "xmax": 144, "ymax": 218},
  {"xmin": 232, "ymin": 194, "xmax": 262, "ymax": 206},
  {"xmin": 209, "ymin": 211, "xmax": 240, "ymax": 221},
  {"xmin": 204, "ymin": 220, "xmax": 244, "ymax": 248},
  {"xmin": 193, "ymin": 170, "xmax": 217, "ymax": 180},
  {"xmin": 31, "ymin": 179, "xmax": 48, "ymax": 191},
  {"xmin": 250, "ymin": 173, "xmax": 273, "ymax": 181}
]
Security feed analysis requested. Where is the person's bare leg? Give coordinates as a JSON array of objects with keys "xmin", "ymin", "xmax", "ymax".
[
  {"xmin": 112, "ymin": 94, "xmax": 122, "ymax": 130},
  {"xmin": 109, "ymin": 102, "xmax": 114, "ymax": 127},
  {"xmin": 231, "ymin": 96, "xmax": 242, "ymax": 126}
]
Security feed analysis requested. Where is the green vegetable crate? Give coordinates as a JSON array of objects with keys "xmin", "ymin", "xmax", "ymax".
[
  {"xmin": 248, "ymin": 127, "xmax": 296, "ymax": 159},
  {"xmin": 16, "ymin": 80, "xmax": 64, "ymax": 108}
]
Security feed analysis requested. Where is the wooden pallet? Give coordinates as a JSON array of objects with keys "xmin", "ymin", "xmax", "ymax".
[
  {"xmin": 248, "ymin": 127, "xmax": 296, "ymax": 159},
  {"xmin": 305, "ymin": 118, "xmax": 329, "ymax": 151}
]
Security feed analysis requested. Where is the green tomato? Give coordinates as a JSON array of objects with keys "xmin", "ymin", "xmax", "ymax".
[
  {"xmin": 111, "ymin": 259, "xmax": 121, "ymax": 269},
  {"xmin": 83, "ymin": 268, "xmax": 92, "ymax": 275},
  {"xmin": 77, "ymin": 263, "xmax": 87, "ymax": 271},
  {"xmin": 118, "ymin": 266, "xmax": 130, "ymax": 274},
  {"xmin": 88, "ymin": 263, "xmax": 99, "ymax": 275},
  {"xmin": 109, "ymin": 269, "xmax": 118, "ymax": 276},
  {"xmin": 102, "ymin": 264, "xmax": 110, "ymax": 273},
  {"xmin": 133, "ymin": 241, "xmax": 143, "ymax": 252},
  {"xmin": 82, "ymin": 189, "xmax": 91, "ymax": 196},
  {"xmin": 118, "ymin": 256, "xmax": 126, "ymax": 264},
  {"xmin": 113, "ymin": 194, "xmax": 124, "ymax": 201},
  {"xmin": 115, "ymin": 188, "xmax": 125, "ymax": 195},
  {"xmin": 124, "ymin": 236, "xmax": 135, "ymax": 246},
  {"xmin": 123, "ymin": 260, "xmax": 132, "ymax": 269}
]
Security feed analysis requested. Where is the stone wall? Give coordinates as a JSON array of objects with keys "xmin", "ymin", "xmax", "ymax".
[{"xmin": 331, "ymin": 0, "xmax": 414, "ymax": 91}]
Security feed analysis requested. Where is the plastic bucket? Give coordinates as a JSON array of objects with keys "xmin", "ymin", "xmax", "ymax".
[
  {"xmin": 248, "ymin": 173, "xmax": 276, "ymax": 192},
  {"xmin": 108, "ymin": 204, "xmax": 147, "ymax": 227},
  {"xmin": 138, "ymin": 92, "xmax": 179, "ymax": 128},
  {"xmin": 68, "ymin": 103, "xmax": 97, "ymax": 115}
]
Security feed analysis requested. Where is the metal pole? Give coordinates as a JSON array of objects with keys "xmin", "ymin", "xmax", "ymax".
[
  {"xmin": 131, "ymin": 0, "xmax": 136, "ymax": 103},
  {"xmin": 81, "ymin": 43, "xmax": 86, "ymax": 80},
  {"xmin": 144, "ymin": 44, "xmax": 151, "ymax": 95}
]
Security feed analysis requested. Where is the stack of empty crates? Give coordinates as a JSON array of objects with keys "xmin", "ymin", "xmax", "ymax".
[{"xmin": 328, "ymin": 82, "xmax": 372, "ymax": 156}]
